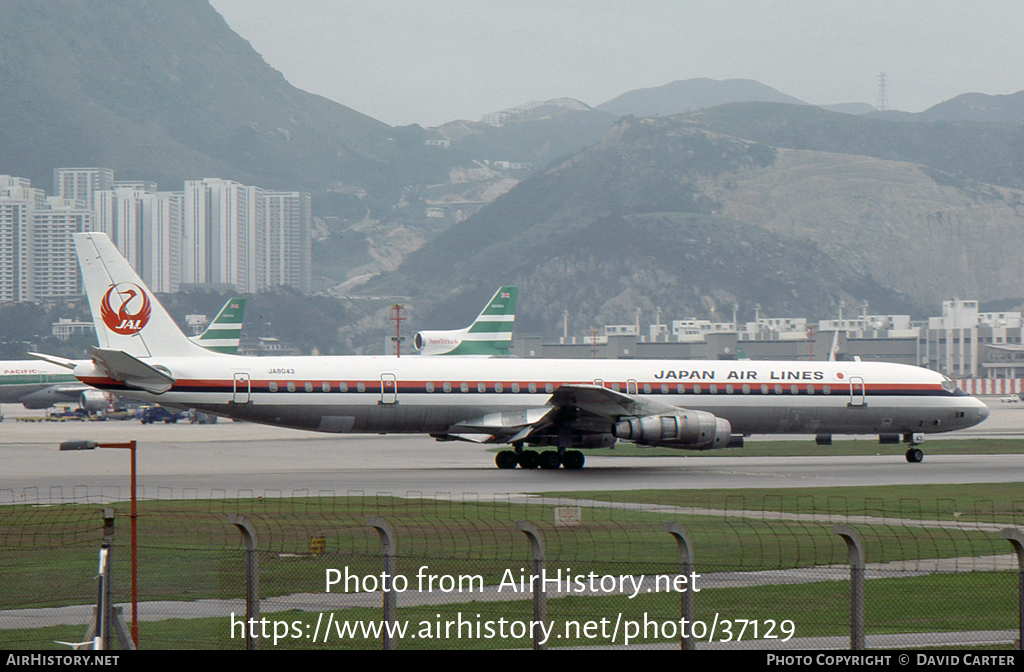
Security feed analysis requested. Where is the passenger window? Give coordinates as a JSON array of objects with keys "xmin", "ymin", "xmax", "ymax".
[
  {"xmin": 443, "ymin": 382, "xmax": 452, "ymax": 393},
  {"xmin": 269, "ymin": 382, "xmax": 278, "ymax": 392},
  {"xmin": 643, "ymin": 383, "xmax": 651, "ymax": 394},
  {"xmin": 807, "ymin": 385, "xmax": 814, "ymax": 395},
  {"xmin": 511, "ymin": 382, "xmax": 520, "ymax": 393},
  {"xmin": 761, "ymin": 384, "xmax": 769, "ymax": 395},
  {"xmin": 725, "ymin": 384, "xmax": 733, "ymax": 394},
  {"xmin": 661, "ymin": 384, "xmax": 669, "ymax": 394},
  {"xmin": 339, "ymin": 382, "xmax": 348, "ymax": 392},
  {"xmin": 528, "ymin": 383, "xmax": 537, "ymax": 393},
  {"xmin": 710, "ymin": 384, "xmax": 718, "ymax": 394},
  {"xmin": 775, "ymin": 385, "xmax": 783, "ymax": 395},
  {"xmin": 677, "ymin": 384, "xmax": 685, "ymax": 394},
  {"xmin": 426, "ymin": 382, "xmax": 435, "ymax": 393},
  {"xmin": 742, "ymin": 384, "xmax": 750, "ymax": 394},
  {"xmin": 357, "ymin": 382, "xmax": 365, "ymax": 393},
  {"xmin": 305, "ymin": 382, "xmax": 314, "ymax": 392},
  {"xmin": 477, "ymin": 382, "xmax": 486, "ymax": 393},
  {"xmin": 611, "ymin": 383, "xmax": 620, "ymax": 392},
  {"xmin": 287, "ymin": 381, "xmax": 296, "ymax": 392},
  {"xmin": 823, "ymin": 385, "xmax": 831, "ymax": 395},
  {"xmin": 693, "ymin": 384, "xmax": 702, "ymax": 394},
  {"xmin": 545, "ymin": 382, "xmax": 553, "ymax": 393},
  {"xmin": 495, "ymin": 382, "xmax": 503, "ymax": 393},
  {"xmin": 460, "ymin": 382, "xmax": 469, "ymax": 393},
  {"xmin": 322, "ymin": 382, "xmax": 330, "ymax": 392},
  {"xmin": 791, "ymin": 385, "xmax": 799, "ymax": 395}
]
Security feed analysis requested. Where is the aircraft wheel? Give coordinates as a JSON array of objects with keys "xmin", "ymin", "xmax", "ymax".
[
  {"xmin": 496, "ymin": 450, "xmax": 518, "ymax": 469},
  {"xmin": 563, "ymin": 450, "xmax": 585, "ymax": 470},
  {"xmin": 905, "ymin": 448, "xmax": 924, "ymax": 463},
  {"xmin": 518, "ymin": 450, "xmax": 539, "ymax": 469},
  {"xmin": 539, "ymin": 450, "xmax": 562, "ymax": 469}
]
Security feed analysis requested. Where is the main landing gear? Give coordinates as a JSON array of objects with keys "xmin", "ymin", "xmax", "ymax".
[{"xmin": 495, "ymin": 448, "xmax": 586, "ymax": 470}]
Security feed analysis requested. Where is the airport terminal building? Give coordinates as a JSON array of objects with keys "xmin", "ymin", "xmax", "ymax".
[{"xmin": 514, "ymin": 299, "xmax": 1024, "ymax": 393}]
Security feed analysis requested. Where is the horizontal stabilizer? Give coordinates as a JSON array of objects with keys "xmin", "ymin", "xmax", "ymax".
[
  {"xmin": 27, "ymin": 352, "xmax": 78, "ymax": 370},
  {"xmin": 91, "ymin": 347, "xmax": 175, "ymax": 394}
]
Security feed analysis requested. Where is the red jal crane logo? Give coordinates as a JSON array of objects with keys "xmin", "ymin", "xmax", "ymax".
[{"xmin": 100, "ymin": 283, "xmax": 152, "ymax": 335}]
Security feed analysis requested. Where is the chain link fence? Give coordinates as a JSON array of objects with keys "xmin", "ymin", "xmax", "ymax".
[{"xmin": 1, "ymin": 487, "xmax": 1022, "ymax": 650}]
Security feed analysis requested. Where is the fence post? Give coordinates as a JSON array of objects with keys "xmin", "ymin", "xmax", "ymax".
[
  {"xmin": 1002, "ymin": 528, "xmax": 1024, "ymax": 650},
  {"xmin": 663, "ymin": 522, "xmax": 696, "ymax": 650},
  {"xmin": 227, "ymin": 514, "xmax": 260, "ymax": 651},
  {"xmin": 367, "ymin": 516, "xmax": 398, "ymax": 650},
  {"xmin": 834, "ymin": 523, "xmax": 865, "ymax": 650},
  {"xmin": 515, "ymin": 521, "xmax": 547, "ymax": 650}
]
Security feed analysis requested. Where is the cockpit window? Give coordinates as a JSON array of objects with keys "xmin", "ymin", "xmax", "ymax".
[{"xmin": 941, "ymin": 380, "xmax": 956, "ymax": 394}]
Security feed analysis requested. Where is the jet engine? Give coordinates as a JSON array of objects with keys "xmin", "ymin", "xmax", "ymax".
[
  {"xmin": 413, "ymin": 331, "xmax": 464, "ymax": 356},
  {"xmin": 79, "ymin": 390, "xmax": 110, "ymax": 413},
  {"xmin": 612, "ymin": 410, "xmax": 731, "ymax": 449}
]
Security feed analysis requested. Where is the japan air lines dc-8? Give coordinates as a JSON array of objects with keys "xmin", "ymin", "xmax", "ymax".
[{"xmin": 65, "ymin": 232, "xmax": 987, "ymax": 470}]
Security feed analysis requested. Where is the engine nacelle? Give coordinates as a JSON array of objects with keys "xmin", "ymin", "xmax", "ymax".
[
  {"xmin": 79, "ymin": 390, "xmax": 110, "ymax": 412},
  {"xmin": 413, "ymin": 331, "xmax": 465, "ymax": 356},
  {"xmin": 613, "ymin": 410, "xmax": 731, "ymax": 450}
]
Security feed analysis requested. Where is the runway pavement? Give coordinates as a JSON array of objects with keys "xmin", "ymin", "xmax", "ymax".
[{"xmin": 2, "ymin": 399, "xmax": 1023, "ymax": 501}]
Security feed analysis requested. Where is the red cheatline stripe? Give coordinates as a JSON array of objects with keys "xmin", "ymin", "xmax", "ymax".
[{"xmin": 81, "ymin": 376, "xmax": 946, "ymax": 395}]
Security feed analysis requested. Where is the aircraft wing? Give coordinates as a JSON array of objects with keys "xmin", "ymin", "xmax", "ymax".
[
  {"xmin": 90, "ymin": 347, "xmax": 175, "ymax": 394},
  {"xmin": 444, "ymin": 383, "xmax": 674, "ymax": 443},
  {"xmin": 548, "ymin": 383, "xmax": 679, "ymax": 419}
]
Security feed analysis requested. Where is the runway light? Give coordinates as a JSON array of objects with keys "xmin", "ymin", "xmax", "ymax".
[{"xmin": 59, "ymin": 440, "xmax": 98, "ymax": 451}]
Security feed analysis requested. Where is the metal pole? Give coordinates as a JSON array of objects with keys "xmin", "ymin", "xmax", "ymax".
[
  {"xmin": 515, "ymin": 521, "xmax": 547, "ymax": 650},
  {"xmin": 127, "ymin": 441, "xmax": 138, "ymax": 649},
  {"xmin": 101, "ymin": 509, "xmax": 115, "ymax": 650},
  {"xmin": 663, "ymin": 522, "xmax": 696, "ymax": 650},
  {"xmin": 367, "ymin": 516, "xmax": 398, "ymax": 650},
  {"xmin": 227, "ymin": 514, "xmax": 260, "ymax": 650},
  {"xmin": 834, "ymin": 523, "xmax": 865, "ymax": 650},
  {"xmin": 1001, "ymin": 528, "xmax": 1024, "ymax": 650}
]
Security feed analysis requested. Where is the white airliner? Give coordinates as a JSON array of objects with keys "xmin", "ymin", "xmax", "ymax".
[
  {"xmin": 68, "ymin": 232, "xmax": 987, "ymax": 469},
  {"xmin": 2, "ymin": 297, "xmax": 246, "ymax": 411}
]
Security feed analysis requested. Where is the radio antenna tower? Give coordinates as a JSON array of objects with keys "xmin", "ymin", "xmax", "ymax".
[{"xmin": 876, "ymin": 72, "xmax": 889, "ymax": 112}]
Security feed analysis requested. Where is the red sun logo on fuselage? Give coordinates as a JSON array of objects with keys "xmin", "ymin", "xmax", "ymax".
[{"xmin": 100, "ymin": 283, "xmax": 152, "ymax": 335}]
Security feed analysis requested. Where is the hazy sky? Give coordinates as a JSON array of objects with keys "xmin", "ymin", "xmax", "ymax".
[{"xmin": 211, "ymin": 0, "xmax": 1024, "ymax": 128}]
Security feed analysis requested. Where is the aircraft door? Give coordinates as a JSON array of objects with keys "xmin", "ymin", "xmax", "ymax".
[
  {"xmin": 381, "ymin": 373, "xmax": 397, "ymax": 405},
  {"xmin": 232, "ymin": 373, "xmax": 250, "ymax": 404},
  {"xmin": 848, "ymin": 376, "xmax": 866, "ymax": 407}
]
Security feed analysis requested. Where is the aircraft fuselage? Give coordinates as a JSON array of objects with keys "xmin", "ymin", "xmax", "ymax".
[{"xmin": 75, "ymin": 355, "xmax": 989, "ymax": 442}]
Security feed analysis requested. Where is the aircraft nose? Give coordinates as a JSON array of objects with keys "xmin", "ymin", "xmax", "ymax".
[{"xmin": 976, "ymin": 402, "xmax": 990, "ymax": 423}]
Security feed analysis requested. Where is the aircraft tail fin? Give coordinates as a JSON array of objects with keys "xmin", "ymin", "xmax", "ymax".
[
  {"xmin": 828, "ymin": 330, "xmax": 841, "ymax": 362},
  {"xmin": 74, "ymin": 232, "xmax": 208, "ymax": 359},
  {"xmin": 414, "ymin": 286, "xmax": 517, "ymax": 356},
  {"xmin": 189, "ymin": 298, "xmax": 246, "ymax": 354}
]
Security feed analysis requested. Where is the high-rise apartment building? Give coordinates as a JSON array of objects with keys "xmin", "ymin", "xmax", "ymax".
[
  {"xmin": 262, "ymin": 191, "xmax": 312, "ymax": 293},
  {"xmin": 94, "ymin": 188, "xmax": 182, "ymax": 293},
  {"xmin": 183, "ymin": 179, "xmax": 264, "ymax": 292},
  {"xmin": 54, "ymin": 167, "xmax": 114, "ymax": 211},
  {"xmin": 29, "ymin": 199, "xmax": 93, "ymax": 300},
  {"xmin": 0, "ymin": 194, "xmax": 31, "ymax": 303}
]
